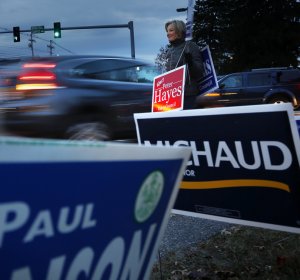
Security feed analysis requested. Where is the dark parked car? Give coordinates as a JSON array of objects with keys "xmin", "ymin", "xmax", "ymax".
[
  {"xmin": 0, "ymin": 55, "xmax": 161, "ymax": 140},
  {"xmin": 196, "ymin": 67, "xmax": 300, "ymax": 109}
]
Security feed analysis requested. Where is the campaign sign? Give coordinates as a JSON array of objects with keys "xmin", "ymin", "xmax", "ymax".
[
  {"xmin": 135, "ymin": 104, "xmax": 300, "ymax": 233},
  {"xmin": 152, "ymin": 65, "xmax": 186, "ymax": 112},
  {"xmin": 295, "ymin": 115, "xmax": 300, "ymax": 136},
  {"xmin": 198, "ymin": 45, "xmax": 218, "ymax": 95},
  {"xmin": 0, "ymin": 137, "xmax": 191, "ymax": 280}
]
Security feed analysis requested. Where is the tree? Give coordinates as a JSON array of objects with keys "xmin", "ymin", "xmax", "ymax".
[
  {"xmin": 193, "ymin": 0, "xmax": 234, "ymax": 74},
  {"xmin": 193, "ymin": 0, "xmax": 300, "ymax": 74},
  {"xmin": 155, "ymin": 45, "xmax": 169, "ymax": 71}
]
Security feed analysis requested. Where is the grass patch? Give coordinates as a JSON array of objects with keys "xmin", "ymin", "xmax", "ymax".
[{"xmin": 150, "ymin": 225, "xmax": 300, "ymax": 280}]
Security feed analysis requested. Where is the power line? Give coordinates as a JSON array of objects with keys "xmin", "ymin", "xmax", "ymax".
[
  {"xmin": 51, "ymin": 40, "xmax": 75, "ymax": 54},
  {"xmin": 29, "ymin": 33, "xmax": 74, "ymax": 54}
]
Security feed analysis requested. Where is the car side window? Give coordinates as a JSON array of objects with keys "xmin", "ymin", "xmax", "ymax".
[
  {"xmin": 72, "ymin": 60, "xmax": 159, "ymax": 83},
  {"xmin": 247, "ymin": 73, "xmax": 271, "ymax": 86},
  {"xmin": 222, "ymin": 75, "xmax": 243, "ymax": 88},
  {"xmin": 277, "ymin": 70, "xmax": 300, "ymax": 83},
  {"xmin": 73, "ymin": 59, "xmax": 131, "ymax": 81},
  {"xmin": 135, "ymin": 66, "xmax": 161, "ymax": 83}
]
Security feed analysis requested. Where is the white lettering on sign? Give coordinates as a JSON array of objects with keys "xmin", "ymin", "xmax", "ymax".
[
  {"xmin": 153, "ymin": 86, "xmax": 182, "ymax": 104},
  {"xmin": 203, "ymin": 59, "xmax": 212, "ymax": 75},
  {"xmin": 163, "ymin": 82, "xmax": 173, "ymax": 89},
  {"xmin": 10, "ymin": 224, "xmax": 157, "ymax": 280},
  {"xmin": 0, "ymin": 202, "xmax": 30, "ymax": 247},
  {"xmin": 0, "ymin": 202, "xmax": 97, "ymax": 247},
  {"xmin": 143, "ymin": 140, "xmax": 292, "ymax": 171},
  {"xmin": 184, "ymin": 169, "xmax": 195, "ymax": 176}
]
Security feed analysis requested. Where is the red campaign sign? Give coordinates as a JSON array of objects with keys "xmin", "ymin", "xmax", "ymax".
[{"xmin": 152, "ymin": 65, "xmax": 186, "ymax": 112}]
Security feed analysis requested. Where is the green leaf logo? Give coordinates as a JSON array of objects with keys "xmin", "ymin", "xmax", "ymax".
[{"xmin": 134, "ymin": 170, "xmax": 164, "ymax": 223}]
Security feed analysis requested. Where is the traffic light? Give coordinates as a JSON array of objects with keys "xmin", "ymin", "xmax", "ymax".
[
  {"xmin": 53, "ymin": 22, "xmax": 61, "ymax": 38},
  {"xmin": 13, "ymin": 26, "xmax": 20, "ymax": 42}
]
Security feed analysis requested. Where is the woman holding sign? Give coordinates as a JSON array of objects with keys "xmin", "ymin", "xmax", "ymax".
[{"xmin": 165, "ymin": 20, "xmax": 205, "ymax": 109}]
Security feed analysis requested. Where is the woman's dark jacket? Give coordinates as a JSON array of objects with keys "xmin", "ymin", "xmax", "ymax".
[{"xmin": 165, "ymin": 39, "xmax": 205, "ymax": 96}]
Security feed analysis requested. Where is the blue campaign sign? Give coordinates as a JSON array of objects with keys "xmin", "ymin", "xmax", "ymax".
[
  {"xmin": 198, "ymin": 45, "xmax": 218, "ymax": 95},
  {"xmin": 0, "ymin": 137, "xmax": 190, "ymax": 280},
  {"xmin": 295, "ymin": 115, "xmax": 300, "ymax": 136},
  {"xmin": 135, "ymin": 104, "xmax": 300, "ymax": 233}
]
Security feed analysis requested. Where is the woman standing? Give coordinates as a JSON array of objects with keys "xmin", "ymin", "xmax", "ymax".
[{"xmin": 165, "ymin": 20, "xmax": 205, "ymax": 109}]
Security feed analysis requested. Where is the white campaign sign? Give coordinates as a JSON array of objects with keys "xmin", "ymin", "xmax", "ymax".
[{"xmin": 0, "ymin": 137, "xmax": 191, "ymax": 280}]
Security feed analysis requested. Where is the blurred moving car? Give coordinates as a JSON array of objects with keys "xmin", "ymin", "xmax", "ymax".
[
  {"xmin": 196, "ymin": 67, "xmax": 300, "ymax": 109},
  {"xmin": 0, "ymin": 55, "xmax": 161, "ymax": 141}
]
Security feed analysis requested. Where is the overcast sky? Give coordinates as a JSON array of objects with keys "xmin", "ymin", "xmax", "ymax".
[{"xmin": 0, "ymin": 0, "xmax": 187, "ymax": 62}]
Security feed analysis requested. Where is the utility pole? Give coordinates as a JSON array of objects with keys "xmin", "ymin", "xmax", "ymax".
[
  {"xmin": 28, "ymin": 32, "xmax": 35, "ymax": 57},
  {"xmin": 47, "ymin": 40, "xmax": 55, "ymax": 56},
  {"xmin": 176, "ymin": 0, "xmax": 195, "ymax": 41}
]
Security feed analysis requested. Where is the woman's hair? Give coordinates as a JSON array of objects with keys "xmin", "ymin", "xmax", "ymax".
[{"xmin": 165, "ymin": 20, "xmax": 186, "ymax": 39}]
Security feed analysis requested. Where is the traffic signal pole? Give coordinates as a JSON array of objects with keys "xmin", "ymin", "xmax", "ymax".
[
  {"xmin": 57, "ymin": 22, "xmax": 135, "ymax": 58},
  {"xmin": 0, "ymin": 21, "xmax": 136, "ymax": 58}
]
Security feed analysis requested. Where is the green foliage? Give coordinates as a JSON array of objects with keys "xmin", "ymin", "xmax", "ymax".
[
  {"xmin": 155, "ymin": 45, "xmax": 169, "ymax": 72},
  {"xmin": 193, "ymin": 0, "xmax": 300, "ymax": 74}
]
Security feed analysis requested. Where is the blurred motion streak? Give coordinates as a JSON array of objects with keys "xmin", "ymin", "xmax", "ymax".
[{"xmin": 0, "ymin": 55, "xmax": 161, "ymax": 141}]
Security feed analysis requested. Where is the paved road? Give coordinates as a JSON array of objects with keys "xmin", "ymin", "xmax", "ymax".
[{"xmin": 158, "ymin": 213, "xmax": 232, "ymax": 256}]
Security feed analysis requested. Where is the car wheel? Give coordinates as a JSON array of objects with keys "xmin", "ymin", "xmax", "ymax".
[
  {"xmin": 66, "ymin": 122, "xmax": 111, "ymax": 141},
  {"xmin": 267, "ymin": 96, "xmax": 291, "ymax": 105}
]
